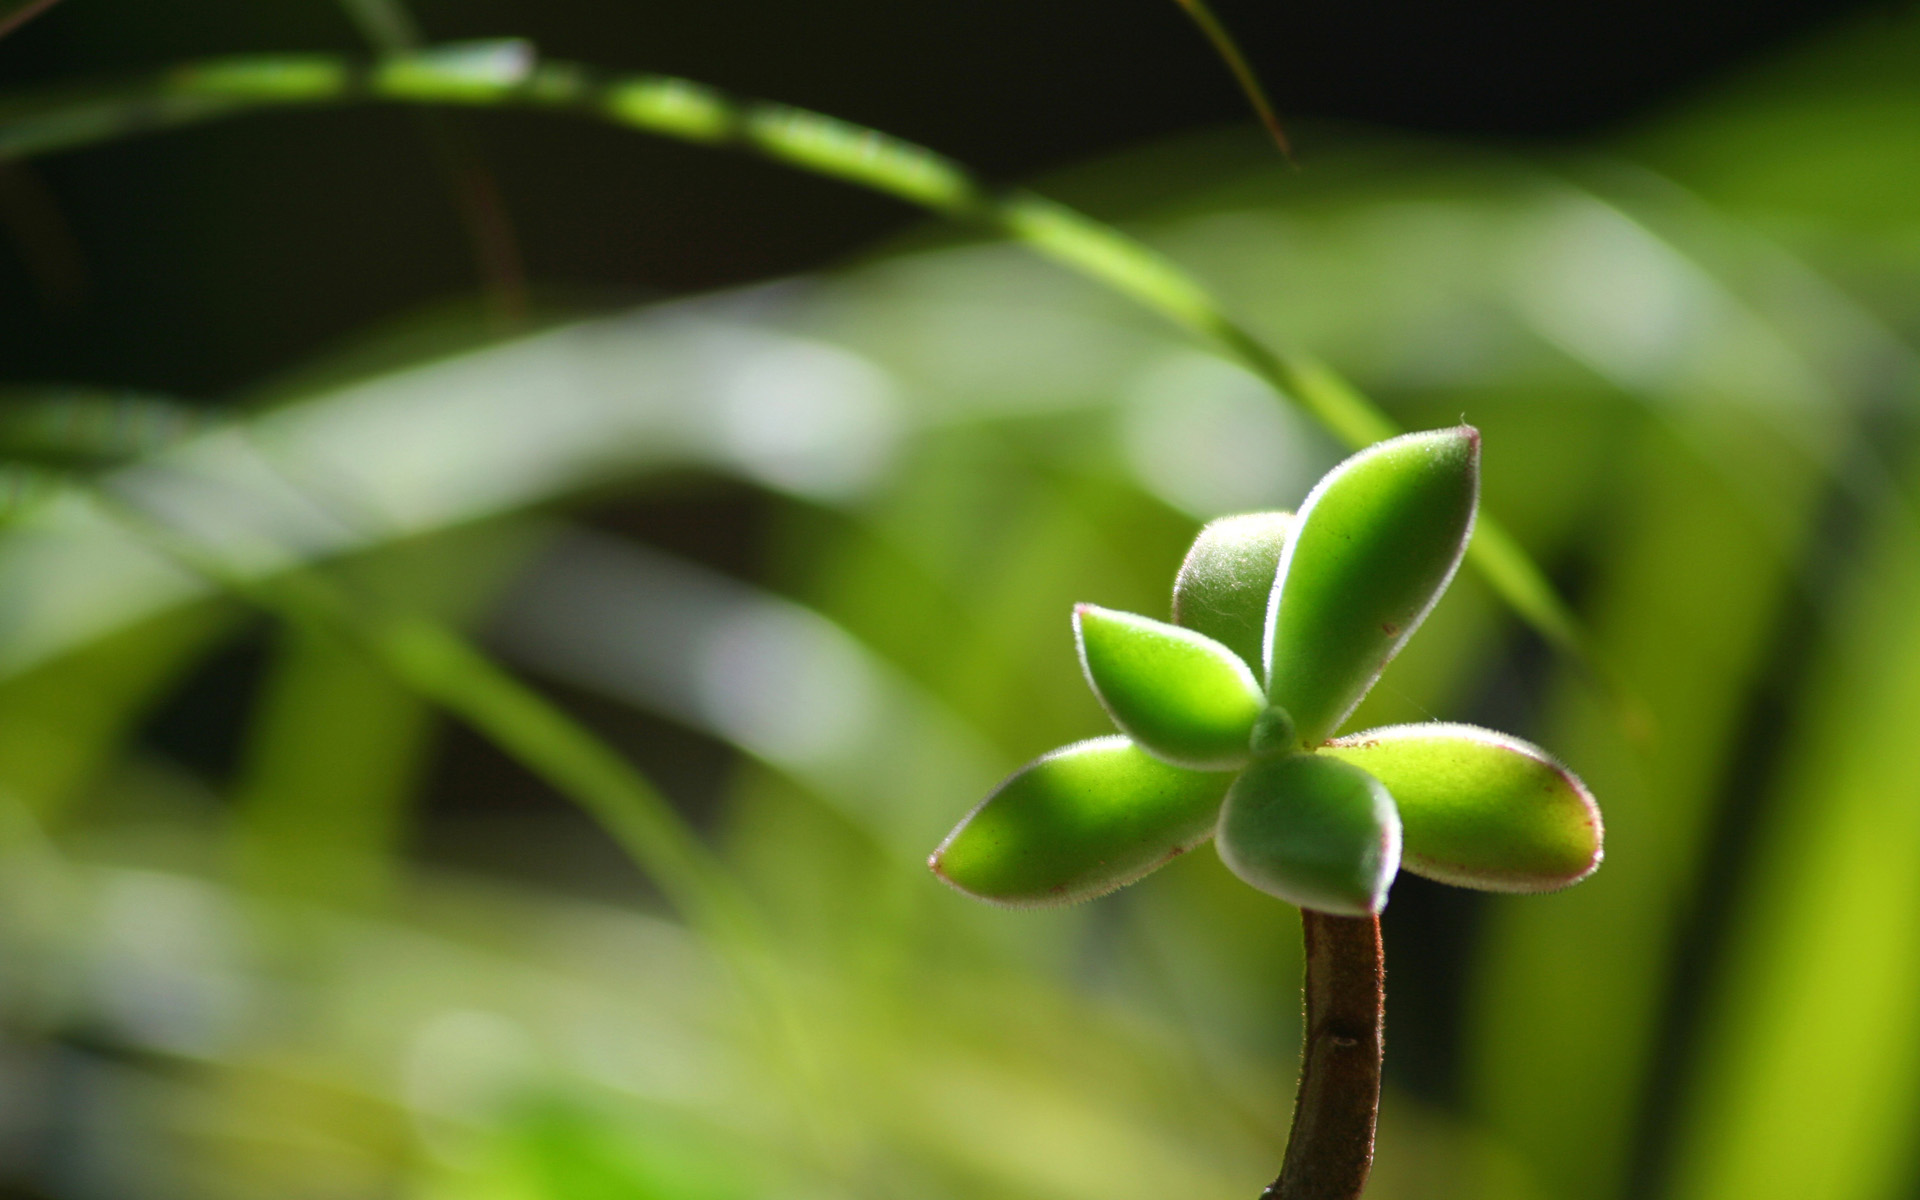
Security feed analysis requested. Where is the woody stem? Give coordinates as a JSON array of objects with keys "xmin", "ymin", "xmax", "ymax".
[{"xmin": 1264, "ymin": 910, "xmax": 1384, "ymax": 1200}]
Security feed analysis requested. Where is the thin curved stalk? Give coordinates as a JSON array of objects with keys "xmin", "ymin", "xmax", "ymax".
[
  {"xmin": 1168, "ymin": 0, "xmax": 1292, "ymax": 157},
  {"xmin": 334, "ymin": 4, "xmax": 530, "ymax": 326},
  {"xmin": 1270, "ymin": 911, "xmax": 1384, "ymax": 1200},
  {"xmin": 0, "ymin": 43, "xmax": 1608, "ymax": 696}
]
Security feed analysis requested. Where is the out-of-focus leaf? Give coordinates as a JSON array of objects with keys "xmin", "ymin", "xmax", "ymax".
[
  {"xmin": 1321, "ymin": 723, "xmax": 1601, "ymax": 892},
  {"xmin": 0, "ymin": 602, "xmax": 233, "ymax": 820},
  {"xmin": 231, "ymin": 622, "xmax": 432, "ymax": 904},
  {"xmin": 1624, "ymin": 14, "xmax": 1920, "ymax": 234},
  {"xmin": 1265, "ymin": 427, "xmax": 1480, "ymax": 747},
  {"xmin": 1215, "ymin": 752, "xmax": 1401, "ymax": 916},
  {"xmin": 1470, "ymin": 416, "xmax": 1821, "ymax": 1200},
  {"xmin": 0, "ymin": 388, "xmax": 209, "ymax": 467},
  {"xmin": 232, "ymin": 523, "xmax": 541, "ymax": 904},
  {"xmin": 1665, "ymin": 495, "xmax": 1920, "ymax": 1200},
  {"xmin": 334, "ymin": 0, "xmax": 422, "ymax": 53},
  {"xmin": 500, "ymin": 1096, "xmax": 755, "ymax": 1200},
  {"xmin": 1170, "ymin": 510, "xmax": 1293, "ymax": 673},
  {"xmin": 1074, "ymin": 604, "xmax": 1264, "ymax": 770},
  {"xmin": 373, "ymin": 40, "xmax": 535, "ymax": 99},
  {"xmin": 930, "ymin": 735, "xmax": 1234, "ymax": 906}
]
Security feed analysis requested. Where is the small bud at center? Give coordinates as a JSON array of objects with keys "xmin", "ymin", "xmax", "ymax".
[{"xmin": 1249, "ymin": 706, "xmax": 1298, "ymax": 758}]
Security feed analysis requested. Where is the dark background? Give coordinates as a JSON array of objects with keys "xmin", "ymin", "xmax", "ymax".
[{"xmin": 0, "ymin": 0, "xmax": 1890, "ymax": 396}]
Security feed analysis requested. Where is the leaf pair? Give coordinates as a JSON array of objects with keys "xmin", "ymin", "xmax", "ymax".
[{"xmin": 930, "ymin": 428, "xmax": 1602, "ymax": 915}]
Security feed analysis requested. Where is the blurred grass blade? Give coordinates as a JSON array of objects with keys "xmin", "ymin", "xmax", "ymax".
[
  {"xmin": 0, "ymin": 603, "xmax": 232, "ymax": 821},
  {"xmin": 1470, "ymin": 515, "xmax": 1648, "ymax": 738},
  {"xmin": 0, "ymin": 0, "xmax": 62, "ymax": 41},
  {"xmin": 334, "ymin": 0, "xmax": 422, "ymax": 51},
  {"xmin": 232, "ymin": 623, "xmax": 433, "ymax": 904},
  {"xmin": 1168, "ymin": 0, "xmax": 1292, "ymax": 155},
  {"xmin": 375, "ymin": 40, "xmax": 537, "ymax": 98},
  {"xmin": 0, "ymin": 461, "xmax": 72, "ymax": 520},
  {"xmin": 368, "ymin": 611, "xmax": 750, "ymax": 932},
  {"xmin": 490, "ymin": 528, "xmax": 1002, "ymax": 855},
  {"xmin": 0, "ymin": 50, "xmax": 1600, "ymax": 686},
  {"xmin": 338, "ymin": 0, "xmax": 531, "ymax": 324},
  {"xmin": 88, "ymin": 485, "xmax": 758, "ymax": 948},
  {"xmin": 1666, "ymin": 494, "xmax": 1920, "ymax": 1200},
  {"xmin": 0, "ymin": 314, "xmax": 902, "ymax": 680},
  {"xmin": 93, "ymin": 506, "xmax": 851, "ymax": 1141},
  {"xmin": 232, "ymin": 523, "xmax": 539, "ymax": 904},
  {"xmin": 1468, "ymin": 420, "xmax": 1823, "ymax": 1200},
  {"xmin": 0, "ymin": 387, "xmax": 209, "ymax": 466}
]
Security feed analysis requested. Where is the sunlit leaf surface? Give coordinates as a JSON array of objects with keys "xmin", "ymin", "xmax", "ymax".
[
  {"xmin": 931, "ymin": 736, "xmax": 1235, "ymax": 906},
  {"xmin": 1171, "ymin": 510, "xmax": 1294, "ymax": 673},
  {"xmin": 1263, "ymin": 428, "xmax": 1479, "ymax": 747},
  {"xmin": 1216, "ymin": 752, "xmax": 1401, "ymax": 916},
  {"xmin": 1321, "ymin": 723, "xmax": 1600, "ymax": 892},
  {"xmin": 1074, "ymin": 604, "xmax": 1265, "ymax": 769}
]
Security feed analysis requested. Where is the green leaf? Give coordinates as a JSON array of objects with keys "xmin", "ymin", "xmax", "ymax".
[
  {"xmin": 1265, "ymin": 426, "xmax": 1480, "ymax": 746},
  {"xmin": 1215, "ymin": 753, "xmax": 1401, "ymax": 916},
  {"xmin": 1320, "ymin": 723, "xmax": 1602, "ymax": 892},
  {"xmin": 1171, "ymin": 510, "xmax": 1294, "ymax": 673},
  {"xmin": 929, "ymin": 735, "xmax": 1235, "ymax": 906},
  {"xmin": 1075, "ymin": 604, "xmax": 1266, "ymax": 769}
]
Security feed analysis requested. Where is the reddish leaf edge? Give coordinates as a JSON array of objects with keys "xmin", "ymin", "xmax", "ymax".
[
  {"xmin": 927, "ymin": 734, "xmax": 1232, "ymax": 909},
  {"xmin": 1324, "ymin": 721, "xmax": 1604, "ymax": 893}
]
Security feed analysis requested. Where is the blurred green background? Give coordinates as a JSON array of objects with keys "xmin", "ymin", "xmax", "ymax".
[{"xmin": 2, "ymin": 2, "xmax": 1919, "ymax": 1198}]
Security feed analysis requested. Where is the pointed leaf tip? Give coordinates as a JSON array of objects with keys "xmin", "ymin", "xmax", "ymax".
[
  {"xmin": 1075, "ymin": 605, "xmax": 1265, "ymax": 769},
  {"xmin": 1321, "ymin": 723, "xmax": 1601, "ymax": 892},
  {"xmin": 1216, "ymin": 753, "xmax": 1401, "ymax": 916},
  {"xmin": 931, "ymin": 736, "xmax": 1235, "ymax": 907},
  {"xmin": 1264, "ymin": 427, "xmax": 1480, "ymax": 746},
  {"xmin": 1172, "ymin": 510, "xmax": 1295, "ymax": 673}
]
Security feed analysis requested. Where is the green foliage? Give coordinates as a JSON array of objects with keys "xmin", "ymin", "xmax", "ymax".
[
  {"xmin": 1074, "ymin": 604, "xmax": 1265, "ymax": 769},
  {"xmin": 1263, "ymin": 428, "xmax": 1479, "ymax": 748},
  {"xmin": 0, "ymin": 10, "xmax": 1917, "ymax": 1200},
  {"xmin": 932, "ymin": 427, "xmax": 1595, "ymax": 916},
  {"xmin": 1216, "ymin": 753, "xmax": 1401, "ymax": 916},
  {"xmin": 1320, "ymin": 724, "xmax": 1601, "ymax": 892},
  {"xmin": 1171, "ymin": 510, "xmax": 1295, "ymax": 669},
  {"xmin": 930, "ymin": 736, "xmax": 1234, "ymax": 904}
]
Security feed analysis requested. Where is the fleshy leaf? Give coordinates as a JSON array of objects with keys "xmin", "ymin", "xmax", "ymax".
[
  {"xmin": 1320, "ymin": 723, "xmax": 1602, "ymax": 891},
  {"xmin": 930, "ymin": 735, "xmax": 1235, "ymax": 906},
  {"xmin": 1215, "ymin": 753, "xmax": 1401, "ymax": 916},
  {"xmin": 1074, "ymin": 604, "xmax": 1266, "ymax": 769},
  {"xmin": 1264, "ymin": 427, "xmax": 1479, "ymax": 747},
  {"xmin": 1171, "ymin": 510, "xmax": 1295, "ymax": 673}
]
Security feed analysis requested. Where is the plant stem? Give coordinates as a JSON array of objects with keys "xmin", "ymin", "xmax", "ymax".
[{"xmin": 1269, "ymin": 910, "xmax": 1383, "ymax": 1200}]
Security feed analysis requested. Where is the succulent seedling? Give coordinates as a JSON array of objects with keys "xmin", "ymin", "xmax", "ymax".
[{"xmin": 929, "ymin": 426, "xmax": 1603, "ymax": 1200}]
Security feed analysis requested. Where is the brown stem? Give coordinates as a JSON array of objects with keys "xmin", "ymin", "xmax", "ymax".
[{"xmin": 1265, "ymin": 911, "xmax": 1383, "ymax": 1200}]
